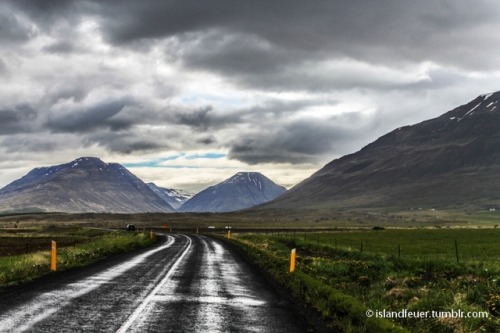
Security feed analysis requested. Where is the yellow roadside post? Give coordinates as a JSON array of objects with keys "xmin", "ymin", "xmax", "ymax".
[
  {"xmin": 150, "ymin": 229, "xmax": 154, "ymax": 240},
  {"xmin": 227, "ymin": 230, "xmax": 231, "ymax": 240},
  {"xmin": 290, "ymin": 248, "xmax": 296, "ymax": 273},
  {"xmin": 51, "ymin": 240, "xmax": 57, "ymax": 271}
]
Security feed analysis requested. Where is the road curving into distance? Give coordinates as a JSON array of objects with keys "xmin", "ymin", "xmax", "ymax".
[{"xmin": 0, "ymin": 234, "xmax": 318, "ymax": 332}]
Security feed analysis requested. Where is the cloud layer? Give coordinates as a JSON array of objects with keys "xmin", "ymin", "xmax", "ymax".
[{"xmin": 1, "ymin": 0, "xmax": 500, "ymax": 190}]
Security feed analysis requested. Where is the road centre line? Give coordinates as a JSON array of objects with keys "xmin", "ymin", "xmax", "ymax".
[{"xmin": 116, "ymin": 234, "xmax": 192, "ymax": 333}]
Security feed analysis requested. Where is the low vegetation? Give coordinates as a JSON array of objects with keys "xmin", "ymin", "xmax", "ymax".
[
  {"xmin": 0, "ymin": 226, "xmax": 154, "ymax": 287},
  {"xmin": 226, "ymin": 229, "xmax": 500, "ymax": 333}
]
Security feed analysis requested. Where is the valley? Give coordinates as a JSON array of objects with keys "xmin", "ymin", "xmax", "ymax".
[{"xmin": 1, "ymin": 92, "xmax": 500, "ymax": 332}]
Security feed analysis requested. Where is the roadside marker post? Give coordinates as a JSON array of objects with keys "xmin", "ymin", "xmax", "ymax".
[
  {"xmin": 227, "ymin": 230, "xmax": 231, "ymax": 240},
  {"xmin": 290, "ymin": 248, "xmax": 296, "ymax": 273},
  {"xmin": 51, "ymin": 240, "xmax": 57, "ymax": 271}
]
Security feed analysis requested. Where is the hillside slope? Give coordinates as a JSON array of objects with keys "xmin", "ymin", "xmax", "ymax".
[{"xmin": 262, "ymin": 92, "xmax": 500, "ymax": 210}]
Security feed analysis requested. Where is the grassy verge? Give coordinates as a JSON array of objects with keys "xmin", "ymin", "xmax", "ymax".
[
  {"xmin": 222, "ymin": 234, "xmax": 406, "ymax": 332},
  {"xmin": 224, "ymin": 230, "xmax": 500, "ymax": 332},
  {"xmin": 0, "ymin": 229, "xmax": 155, "ymax": 287}
]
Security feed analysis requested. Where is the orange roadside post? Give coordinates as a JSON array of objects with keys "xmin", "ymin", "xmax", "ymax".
[
  {"xmin": 51, "ymin": 240, "xmax": 57, "ymax": 271},
  {"xmin": 290, "ymin": 248, "xmax": 296, "ymax": 273}
]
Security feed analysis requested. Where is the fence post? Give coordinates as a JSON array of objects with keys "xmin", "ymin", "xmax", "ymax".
[
  {"xmin": 290, "ymin": 248, "xmax": 296, "ymax": 273},
  {"xmin": 51, "ymin": 240, "xmax": 57, "ymax": 271},
  {"xmin": 454, "ymin": 240, "xmax": 459, "ymax": 263}
]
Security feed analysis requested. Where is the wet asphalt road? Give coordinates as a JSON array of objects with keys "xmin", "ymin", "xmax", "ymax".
[{"xmin": 0, "ymin": 234, "xmax": 315, "ymax": 332}]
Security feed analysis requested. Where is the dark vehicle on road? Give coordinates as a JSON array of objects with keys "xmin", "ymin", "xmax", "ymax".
[{"xmin": 126, "ymin": 224, "xmax": 136, "ymax": 231}]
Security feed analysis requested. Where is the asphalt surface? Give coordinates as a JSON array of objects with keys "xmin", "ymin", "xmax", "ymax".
[{"xmin": 0, "ymin": 234, "xmax": 319, "ymax": 332}]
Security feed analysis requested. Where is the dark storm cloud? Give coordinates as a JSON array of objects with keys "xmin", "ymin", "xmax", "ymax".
[
  {"xmin": 0, "ymin": 58, "xmax": 7, "ymax": 76},
  {"xmin": 228, "ymin": 116, "xmax": 366, "ymax": 164},
  {"xmin": 46, "ymin": 99, "xmax": 133, "ymax": 133},
  {"xmin": 2, "ymin": 135, "xmax": 58, "ymax": 153},
  {"xmin": 85, "ymin": 0, "xmax": 500, "ymax": 73},
  {"xmin": 84, "ymin": 132, "xmax": 165, "ymax": 155},
  {"xmin": 173, "ymin": 106, "xmax": 212, "ymax": 130},
  {"xmin": 0, "ymin": 105, "xmax": 37, "ymax": 135},
  {"xmin": 1, "ymin": 0, "xmax": 500, "ymax": 176},
  {"xmin": 9, "ymin": 0, "xmax": 497, "ymax": 72},
  {"xmin": 197, "ymin": 136, "xmax": 217, "ymax": 145},
  {"xmin": 43, "ymin": 40, "xmax": 79, "ymax": 54},
  {"xmin": 6, "ymin": 0, "xmax": 78, "ymax": 25},
  {"xmin": 0, "ymin": 3, "xmax": 37, "ymax": 43},
  {"xmin": 177, "ymin": 31, "xmax": 294, "ymax": 77}
]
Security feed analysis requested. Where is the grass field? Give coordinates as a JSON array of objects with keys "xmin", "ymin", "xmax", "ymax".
[
  {"xmin": 2, "ymin": 207, "xmax": 498, "ymax": 230},
  {"xmin": 0, "ymin": 226, "xmax": 155, "ymax": 287},
  {"xmin": 228, "ymin": 228, "xmax": 500, "ymax": 333},
  {"xmin": 1, "ymin": 211, "xmax": 499, "ymax": 331}
]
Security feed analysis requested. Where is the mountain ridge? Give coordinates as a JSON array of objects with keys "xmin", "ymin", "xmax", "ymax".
[
  {"xmin": 179, "ymin": 172, "xmax": 286, "ymax": 213},
  {"xmin": 0, "ymin": 157, "xmax": 175, "ymax": 214},
  {"xmin": 261, "ymin": 91, "xmax": 500, "ymax": 210}
]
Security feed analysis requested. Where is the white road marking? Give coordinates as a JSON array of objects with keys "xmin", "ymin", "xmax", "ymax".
[
  {"xmin": 0, "ymin": 235, "xmax": 176, "ymax": 333},
  {"xmin": 116, "ymin": 234, "xmax": 192, "ymax": 333}
]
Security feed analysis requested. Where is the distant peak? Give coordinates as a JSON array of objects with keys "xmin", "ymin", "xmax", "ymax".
[
  {"xmin": 233, "ymin": 171, "xmax": 263, "ymax": 177},
  {"xmin": 72, "ymin": 157, "xmax": 105, "ymax": 163},
  {"xmin": 479, "ymin": 91, "xmax": 499, "ymax": 100},
  {"xmin": 226, "ymin": 172, "xmax": 264, "ymax": 181}
]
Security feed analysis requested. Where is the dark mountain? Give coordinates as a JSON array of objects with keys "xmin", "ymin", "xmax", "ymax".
[
  {"xmin": 262, "ymin": 92, "xmax": 500, "ymax": 210},
  {"xmin": 147, "ymin": 183, "xmax": 193, "ymax": 210},
  {"xmin": 179, "ymin": 172, "xmax": 286, "ymax": 212},
  {"xmin": 0, "ymin": 157, "xmax": 175, "ymax": 213}
]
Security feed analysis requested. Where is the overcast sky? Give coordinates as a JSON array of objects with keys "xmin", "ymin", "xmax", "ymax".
[{"xmin": 1, "ymin": 0, "xmax": 500, "ymax": 192}]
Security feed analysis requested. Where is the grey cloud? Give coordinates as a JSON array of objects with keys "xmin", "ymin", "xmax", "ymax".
[
  {"xmin": 44, "ymin": 84, "xmax": 90, "ymax": 105},
  {"xmin": 5, "ymin": 0, "xmax": 499, "ymax": 93},
  {"xmin": 87, "ymin": 0, "xmax": 500, "ymax": 72},
  {"xmin": 6, "ymin": 0, "xmax": 78, "ymax": 28},
  {"xmin": 46, "ymin": 99, "xmax": 132, "ymax": 133},
  {"xmin": 197, "ymin": 135, "xmax": 217, "ymax": 145},
  {"xmin": 0, "ymin": 105, "xmax": 37, "ymax": 135},
  {"xmin": 1, "ymin": 134, "xmax": 62, "ymax": 153},
  {"xmin": 0, "ymin": 58, "xmax": 7, "ymax": 76},
  {"xmin": 178, "ymin": 31, "xmax": 294, "ymax": 77},
  {"xmin": 228, "ymin": 117, "xmax": 365, "ymax": 165},
  {"xmin": 85, "ymin": 132, "xmax": 165, "ymax": 155},
  {"xmin": 43, "ymin": 40, "xmax": 78, "ymax": 54},
  {"xmin": 173, "ymin": 106, "xmax": 212, "ymax": 130},
  {"xmin": 0, "ymin": 4, "xmax": 37, "ymax": 43}
]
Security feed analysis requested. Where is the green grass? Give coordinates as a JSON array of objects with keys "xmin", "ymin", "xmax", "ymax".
[
  {"xmin": 0, "ymin": 229, "xmax": 155, "ymax": 287},
  {"xmin": 305, "ymin": 228, "xmax": 500, "ymax": 261},
  {"xmin": 226, "ymin": 229, "xmax": 500, "ymax": 333}
]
